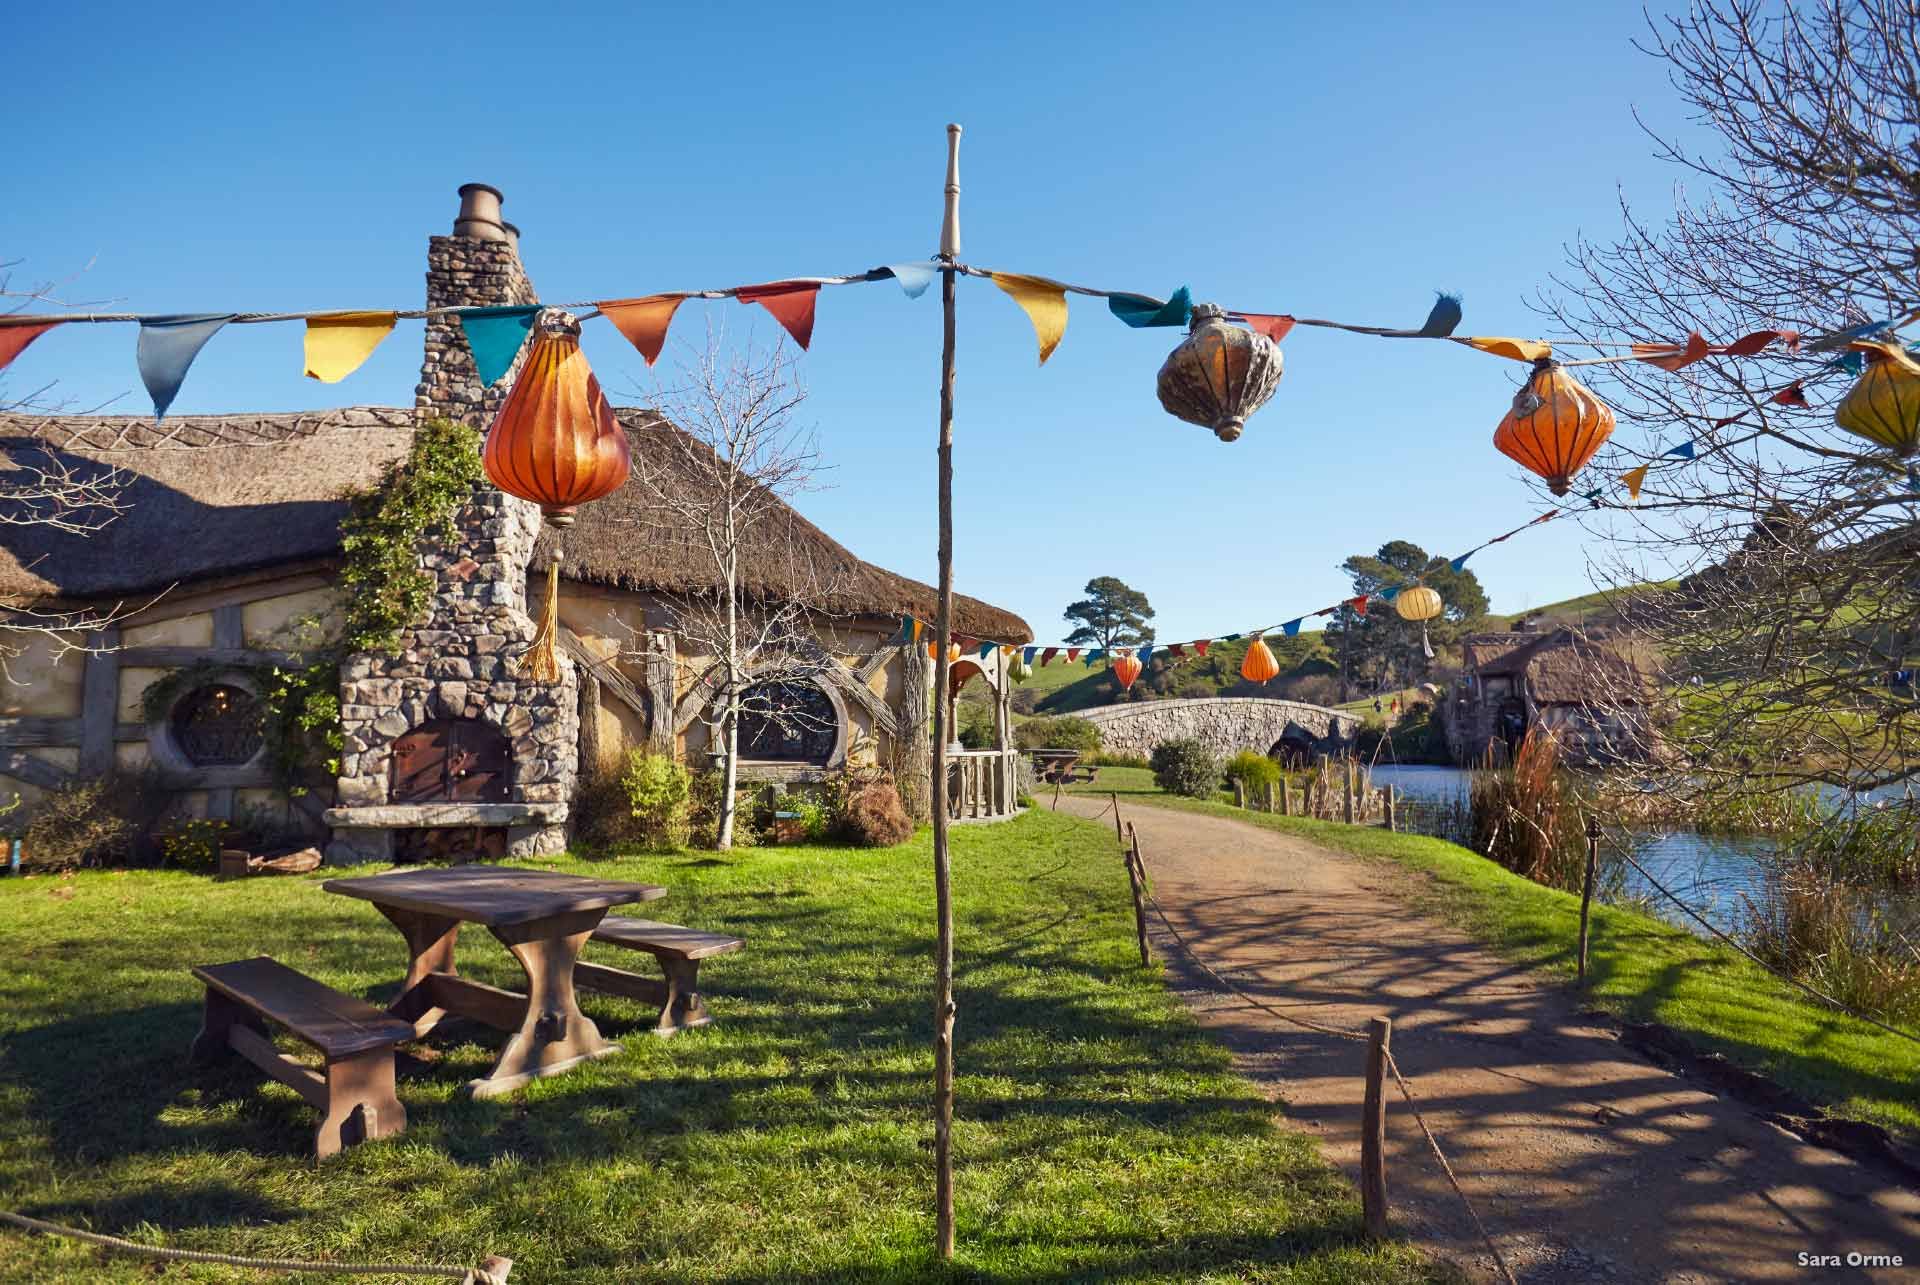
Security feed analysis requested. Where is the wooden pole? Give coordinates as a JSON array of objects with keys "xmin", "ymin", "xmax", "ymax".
[
  {"xmin": 1578, "ymin": 815, "xmax": 1600, "ymax": 989},
  {"xmin": 1265, "ymin": 781, "xmax": 1276, "ymax": 813},
  {"xmin": 1233, "ymin": 779, "xmax": 1246, "ymax": 808},
  {"xmin": 1362, "ymin": 1015, "xmax": 1392, "ymax": 1238},
  {"xmin": 931, "ymin": 121, "xmax": 962, "ymax": 1262},
  {"xmin": 1384, "ymin": 785, "xmax": 1397, "ymax": 832},
  {"xmin": 1125, "ymin": 823, "xmax": 1152, "ymax": 967},
  {"xmin": 1111, "ymin": 791, "xmax": 1123, "ymax": 844},
  {"xmin": 1342, "ymin": 758, "xmax": 1355, "ymax": 825}
]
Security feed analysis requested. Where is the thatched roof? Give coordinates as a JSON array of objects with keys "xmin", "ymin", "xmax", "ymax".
[
  {"xmin": 1461, "ymin": 633, "xmax": 1540, "ymax": 673},
  {"xmin": 0, "ymin": 408, "xmax": 1032, "ymax": 641},
  {"xmin": 1479, "ymin": 628, "xmax": 1647, "ymax": 706}
]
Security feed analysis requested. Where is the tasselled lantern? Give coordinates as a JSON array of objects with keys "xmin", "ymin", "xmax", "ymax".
[
  {"xmin": 1156, "ymin": 303, "xmax": 1285, "ymax": 442},
  {"xmin": 485, "ymin": 309, "xmax": 633, "ymax": 680},
  {"xmin": 1834, "ymin": 341, "xmax": 1920, "ymax": 458},
  {"xmin": 1493, "ymin": 358, "xmax": 1615, "ymax": 496},
  {"xmin": 1393, "ymin": 585, "xmax": 1444, "ymax": 660}
]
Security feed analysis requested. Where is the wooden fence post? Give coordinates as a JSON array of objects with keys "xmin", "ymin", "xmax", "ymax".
[
  {"xmin": 1342, "ymin": 759, "xmax": 1355, "ymax": 825},
  {"xmin": 1362, "ymin": 1016, "xmax": 1392, "ymax": 1238},
  {"xmin": 1124, "ymin": 824, "xmax": 1151, "ymax": 967},
  {"xmin": 1111, "ymin": 791, "xmax": 1124, "ymax": 844},
  {"xmin": 1233, "ymin": 779, "xmax": 1246, "ymax": 808},
  {"xmin": 1265, "ymin": 781, "xmax": 1276, "ymax": 813},
  {"xmin": 1578, "ymin": 815, "xmax": 1600, "ymax": 988},
  {"xmin": 1383, "ymin": 785, "xmax": 1397, "ymax": 832},
  {"xmin": 1279, "ymin": 778, "xmax": 1291, "ymax": 816}
]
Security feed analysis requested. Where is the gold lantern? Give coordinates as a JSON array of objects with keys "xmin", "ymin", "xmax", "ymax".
[
  {"xmin": 1834, "ymin": 342, "xmax": 1920, "ymax": 458},
  {"xmin": 1394, "ymin": 587, "xmax": 1443, "ymax": 622},
  {"xmin": 1493, "ymin": 358, "xmax": 1615, "ymax": 495},
  {"xmin": 1156, "ymin": 303, "xmax": 1285, "ymax": 442}
]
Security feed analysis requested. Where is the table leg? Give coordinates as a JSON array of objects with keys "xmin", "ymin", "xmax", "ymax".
[
  {"xmin": 379, "ymin": 905, "xmax": 462, "ymax": 1037},
  {"xmin": 471, "ymin": 910, "xmax": 620, "ymax": 1099}
]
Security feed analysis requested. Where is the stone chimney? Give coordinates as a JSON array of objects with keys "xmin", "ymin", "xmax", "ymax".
[{"xmin": 325, "ymin": 185, "xmax": 577, "ymax": 865}]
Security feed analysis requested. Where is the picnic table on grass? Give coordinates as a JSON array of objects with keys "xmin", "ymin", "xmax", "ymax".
[
  {"xmin": 1029, "ymin": 749, "xmax": 1098, "ymax": 785},
  {"xmin": 322, "ymin": 865, "xmax": 666, "ymax": 1099}
]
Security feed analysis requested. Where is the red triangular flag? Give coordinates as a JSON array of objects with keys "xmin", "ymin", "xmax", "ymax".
[
  {"xmin": 1349, "ymin": 596, "xmax": 1369, "ymax": 616},
  {"xmin": 1193, "ymin": 639, "xmax": 1211, "ymax": 657},
  {"xmin": 1632, "ymin": 330, "xmax": 1711, "ymax": 372},
  {"xmin": 1770, "ymin": 381, "xmax": 1810, "ymax": 407},
  {"xmin": 1711, "ymin": 413, "xmax": 1746, "ymax": 429},
  {"xmin": 0, "ymin": 320, "xmax": 61, "ymax": 373},
  {"xmin": 1067, "ymin": 648, "xmax": 1082, "ymax": 663},
  {"xmin": 735, "ymin": 281, "xmax": 819, "ymax": 350},
  {"xmin": 1040, "ymin": 647, "xmax": 1059, "ymax": 667},
  {"xmin": 597, "ymin": 295, "xmax": 686, "ymax": 365},
  {"xmin": 1724, "ymin": 328, "xmax": 1798, "ymax": 357},
  {"xmin": 1236, "ymin": 313, "xmax": 1295, "ymax": 344},
  {"xmin": 1165, "ymin": 643, "xmax": 1186, "ymax": 658}
]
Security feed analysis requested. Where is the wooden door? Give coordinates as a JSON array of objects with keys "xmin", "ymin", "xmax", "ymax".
[{"xmin": 389, "ymin": 718, "xmax": 512, "ymax": 803}]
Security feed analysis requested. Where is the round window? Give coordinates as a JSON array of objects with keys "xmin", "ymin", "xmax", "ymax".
[{"xmin": 170, "ymin": 684, "xmax": 264, "ymax": 766}]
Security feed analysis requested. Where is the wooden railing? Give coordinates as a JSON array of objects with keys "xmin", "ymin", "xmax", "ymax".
[{"xmin": 945, "ymin": 748, "xmax": 1020, "ymax": 821}]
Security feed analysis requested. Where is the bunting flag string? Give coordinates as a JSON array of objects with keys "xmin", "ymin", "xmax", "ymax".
[
  {"xmin": 989, "ymin": 272, "xmax": 1069, "ymax": 364},
  {"xmin": 459, "ymin": 306, "xmax": 539, "ymax": 387},
  {"xmin": 734, "ymin": 281, "xmax": 821, "ymax": 350},
  {"xmin": 596, "ymin": 294, "xmax": 687, "ymax": 365},
  {"xmin": 0, "ymin": 319, "xmax": 62, "ymax": 374},
  {"xmin": 136, "ymin": 314, "xmax": 234, "ymax": 420}
]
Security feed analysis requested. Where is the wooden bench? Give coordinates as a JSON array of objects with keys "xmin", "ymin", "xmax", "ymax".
[
  {"xmin": 573, "ymin": 918, "xmax": 744, "ymax": 1037},
  {"xmin": 190, "ymin": 956, "xmax": 413, "ymax": 1159}
]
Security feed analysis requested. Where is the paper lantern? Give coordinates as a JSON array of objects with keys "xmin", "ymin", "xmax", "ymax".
[
  {"xmin": 1156, "ymin": 302, "xmax": 1284, "ymax": 442},
  {"xmin": 1493, "ymin": 358, "xmax": 1615, "ymax": 495},
  {"xmin": 1394, "ymin": 586, "xmax": 1444, "ymax": 622},
  {"xmin": 1008, "ymin": 654, "xmax": 1032, "ymax": 685},
  {"xmin": 1241, "ymin": 638, "xmax": 1280, "ymax": 684},
  {"xmin": 1112, "ymin": 653, "xmax": 1143, "ymax": 690},
  {"xmin": 1835, "ymin": 342, "xmax": 1920, "ymax": 458},
  {"xmin": 485, "ymin": 314, "xmax": 632, "ymax": 527},
  {"xmin": 482, "ymin": 311, "xmax": 633, "ymax": 681}
]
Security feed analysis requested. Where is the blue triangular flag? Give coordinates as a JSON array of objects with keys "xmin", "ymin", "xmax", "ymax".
[
  {"xmin": 1282, "ymin": 619, "xmax": 1303, "ymax": 637},
  {"xmin": 1833, "ymin": 350, "xmax": 1865, "ymax": 375},
  {"xmin": 1108, "ymin": 286, "xmax": 1193, "ymax": 329},
  {"xmin": 1137, "ymin": 644, "xmax": 1154, "ymax": 661},
  {"xmin": 1379, "ymin": 586, "xmax": 1403, "ymax": 601},
  {"xmin": 1022, "ymin": 646, "xmax": 1038, "ymax": 665},
  {"xmin": 1664, "ymin": 441, "xmax": 1697, "ymax": 460},
  {"xmin": 1085, "ymin": 648, "xmax": 1106, "ymax": 666},
  {"xmin": 459, "ymin": 306, "xmax": 539, "ymax": 386},
  {"xmin": 895, "ymin": 616, "xmax": 915, "ymax": 643},
  {"xmin": 977, "ymin": 642, "xmax": 994, "ymax": 660},
  {"xmin": 1417, "ymin": 292, "xmax": 1463, "ymax": 337},
  {"xmin": 1450, "ymin": 554, "xmax": 1470, "ymax": 572},
  {"xmin": 886, "ymin": 261, "xmax": 940, "ymax": 300},
  {"xmin": 137, "ymin": 314, "xmax": 235, "ymax": 420}
]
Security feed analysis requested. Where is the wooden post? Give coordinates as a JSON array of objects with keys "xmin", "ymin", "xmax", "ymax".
[
  {"xmin": 1265, "ymin": 781, "xmax": 1276, "ymax": 813},
  {"xmin": 1362, "ymin": 1015, "xmax": 1392, "ymax": 1238},
  {"xmin": 930, "ymin": 121, "xmax": 962, "ymax": 1263},
  {"xmin": 1125, "ymin": 823, "xmax": 1151, "ymax": 967},
  {"xmin": 1279, "ymin": 778, "xmax": 1291, "ymax": 816},
  {"xmin": 1578, "ymin": 815, "xmax": 1600, "ymax": 989},
  {"xmin": 1383, "ymin": 785, "xmax": 1397, "ymax": 832},
  {"xmin": 1342, "ymin": 758, "xmax": 1355, "ymax": 825},
  {"xmin": 1233, "ymin": 779, "xmax": 1246, "ymax": 808},
  {"xmin": 1052, "ymin": 778, "xmax": 1062, "ymax": 811},
  {"xmin": 1111, "ymin": 791, "xmax": 1123, "ymax": 843}
]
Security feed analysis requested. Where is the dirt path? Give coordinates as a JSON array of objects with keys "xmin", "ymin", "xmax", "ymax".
[{"xmin": 1061, "ymin": 797, "xmax": 1920, "ymax": 1283}]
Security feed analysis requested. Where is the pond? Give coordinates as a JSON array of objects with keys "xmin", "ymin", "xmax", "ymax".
[{"xmin": 1369, "ymin": 764, "xmax": 1843, "ymax": 936}]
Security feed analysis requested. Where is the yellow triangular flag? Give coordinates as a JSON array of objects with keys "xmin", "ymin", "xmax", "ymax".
[
  {"xmin": 1465, "ymin": 336, "xmax": 1553, "ymax": 362},
  {"xmin": 304, "ymin": 311, "xmax": 397, "ymax": 382},
  {"xmin": 1622, "ymin": 464, "xmax": 1650, "ymax": 500},
  {"xmin": 911, "ymin": 618, "xmax": 925, "ymax": 644},
  {"xmin": 991, "ymin": 272, "xmax": 1068, "ymax": 365}
]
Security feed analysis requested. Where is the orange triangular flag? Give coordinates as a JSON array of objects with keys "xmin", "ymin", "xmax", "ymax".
[
  {"xmin": 598, "ymin": 295, "xmax": 687, "ymax": 365},
  {"xmin": 0, "ymin": 320, "xmax": 61, "ymax": 373},
  {"xmin": 1622, "ymin": 464, "xmax": 1650, "ymax": 500},
  {"xmin": 1632, "ymin": 331, "xmax": 1711, "ymax": 372},
  {"xmin": 1465, "ymin": 336, "xmax": 1553, "ymax": 362},
  {"xmin": 735, "ymin": 281, "xmax": 819, "ymax": 350},
  {"xmin": 911, "ymin": 618, "xmax": 925, "ymax": 644},
  {"xmin": 1237, "ymin": 313, "xmax": 1296, "ymax": 344}
]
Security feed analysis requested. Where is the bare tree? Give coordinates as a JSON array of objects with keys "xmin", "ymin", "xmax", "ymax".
[
  {"xmin": 621, "ymin": 331, "xmax": 849, "ymax": 848},
  {"xmin": 1534, "ymin": 1, "xmax": 1920, "ymax": 807}
]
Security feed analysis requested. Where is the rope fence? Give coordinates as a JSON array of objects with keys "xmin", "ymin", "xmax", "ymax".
[
  {"xmin": 1110, "ymin": 804, "xmax": 1517, "ymax": 1284},
  {"xmin": 0, "ymin": 1210, "xmax": 510, "ymax": 1282}
]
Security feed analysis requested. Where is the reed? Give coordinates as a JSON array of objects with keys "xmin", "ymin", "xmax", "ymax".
[{"xmin": 1468, "ymin": 731, "xmax": 1590, "ymax": 892}]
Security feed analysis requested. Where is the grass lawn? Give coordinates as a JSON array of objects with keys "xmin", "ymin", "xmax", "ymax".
[
  {"xmin": 1049, "ymin": 770, "xmax": 1920, "ymax": 1138},
  {"xmin": 0, "ymin": 809, "xmax": 1435, "ymax": 1284}
]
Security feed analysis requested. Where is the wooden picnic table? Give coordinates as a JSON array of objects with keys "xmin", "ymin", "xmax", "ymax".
[
  {"xmin": 323, "ymin": 865, "xmax": 666, "ymax": 1099},
  {"xmin": 1029, "ymin": 749, "xmax": 1097, "ymax": 785}
]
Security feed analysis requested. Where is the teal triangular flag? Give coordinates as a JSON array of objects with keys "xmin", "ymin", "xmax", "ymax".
[
  {"xmin": 886, "ymin": 261, "xmax": 940, "ymax": 300},
  {"xmin": 459, "ymin": 306, "xmax": 539, "ymax": 386},
  {"xmin": 1380, "ymin": 586, "xmax": 1403, "ymax": 601},
  {"xmin": 1108, "ymin": 286, "xmax": 1192, "ymax": 329},
  {"xmin": 137, "ymin": 314, "xmax": 235, "ymax": 420},
  {"xmin": 978, "ymin": 642, "xmax": 994, "ymax": 660},
  {"xmin": 895, "ymin": 616, "xmax": 914, "ymax": 643}
]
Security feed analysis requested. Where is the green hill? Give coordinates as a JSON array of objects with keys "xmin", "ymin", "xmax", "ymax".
[{"xmin": 1018, "ymin": 634, "xmax": 1336, "ymax": 715}]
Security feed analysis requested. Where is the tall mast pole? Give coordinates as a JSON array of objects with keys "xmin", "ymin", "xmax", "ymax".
[{"xmin": 931, "ymin": 120, "xmax": 962, "ymax": 1262}]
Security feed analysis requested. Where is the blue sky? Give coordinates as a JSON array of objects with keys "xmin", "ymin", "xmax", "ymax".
[{"xmin": 3, "ymin": 2, "xmax": 1696, "ymax": 643}]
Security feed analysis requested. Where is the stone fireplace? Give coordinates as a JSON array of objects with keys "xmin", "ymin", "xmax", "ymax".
[{"xmin": 321, "ymin": 183, "xmax": 580, "ymax": 864}]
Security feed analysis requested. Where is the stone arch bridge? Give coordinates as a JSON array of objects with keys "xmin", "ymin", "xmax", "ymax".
[{"xmin": 1071, "ymin": 698, "xmax": 1360, "ymax": 762}]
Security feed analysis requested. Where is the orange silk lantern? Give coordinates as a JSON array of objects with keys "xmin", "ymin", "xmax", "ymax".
[
  {"xmin": 1493, "ymin": 358, "xmax": 1615, "ymax": 496},
  {"xmin": 1112, "ymin": 653, "xmax": 1143, "ymax": 690},
  {"xmin": 485, "ymin": 311, "xmax": 633, "ymax": 680},
  {"xmin": 1241, "ymin": 637, "xmax": 1279, "ymax": 684}
]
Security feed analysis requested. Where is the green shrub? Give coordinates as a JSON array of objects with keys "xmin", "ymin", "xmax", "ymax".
[
  {"xmin": 573, "ymin": 755, "xmax": 645, "ymax": 851},
  {"xmin": 1151, "ymin": 738, "xmax": 1221, "ymax": 799},
  {"xmin": 620, "ymin": 751, "xmax": 692, "ymax": 848},
  {"xmin": 1015, "ymin": 716, "xmax": 1102, "ymax": 754},
  {"xmin": 160, "ymin": 818, "xmax": 225, "ymax": 873},
  {"xmin": 1224, "ymin": 749, "xmax": 1281, "ymax": 796}
]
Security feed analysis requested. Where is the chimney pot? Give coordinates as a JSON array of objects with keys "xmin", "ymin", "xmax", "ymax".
[
  {"xmin": 501, "ymin": 221, "xmax": 522, "ymax": 253},
  {"xmin": 453, "ymin": 182, "xmax": 508, "ymax": 242}
]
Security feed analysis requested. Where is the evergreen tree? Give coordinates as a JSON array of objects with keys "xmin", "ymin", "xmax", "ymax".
[{"xmin": 1063, "ymin": 576, "xmax": 1156, "ymax": 652}]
